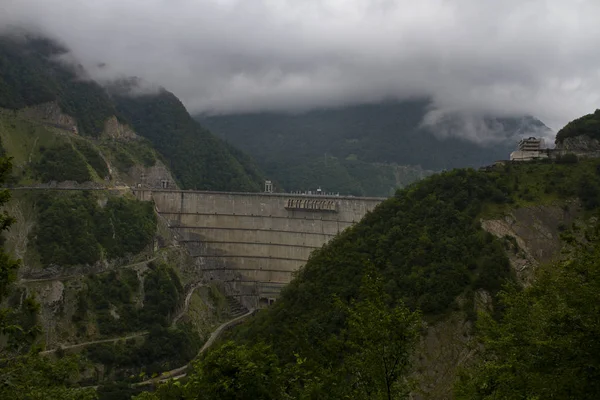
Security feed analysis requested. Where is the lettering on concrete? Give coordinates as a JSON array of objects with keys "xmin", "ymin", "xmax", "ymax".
[{"xmin": 285, "ymin": 198, "xmax": 338, "ymax": 212}]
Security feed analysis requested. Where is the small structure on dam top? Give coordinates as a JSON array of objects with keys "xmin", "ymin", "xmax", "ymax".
[{"xmin": 134, "ymin": 187, "xmax": 385, "ymax": 309}]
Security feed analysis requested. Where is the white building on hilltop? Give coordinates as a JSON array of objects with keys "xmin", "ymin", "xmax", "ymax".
[{"xmin": 510, "ymin": 137, "xmax": 548, "ymax": 161}]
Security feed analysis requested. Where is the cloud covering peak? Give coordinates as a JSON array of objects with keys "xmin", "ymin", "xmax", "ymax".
[{"xmin": 2, "ymin": 0, "xmax": 600, "ymax": 130}]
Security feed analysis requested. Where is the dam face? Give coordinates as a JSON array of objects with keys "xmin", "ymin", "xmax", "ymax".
[{"xmin": 134, "ymin": 189, "xmax": 384, "ymax": 308}]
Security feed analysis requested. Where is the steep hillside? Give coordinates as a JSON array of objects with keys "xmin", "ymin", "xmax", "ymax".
[
  {"xmin": 555, "ymin": 109, "xmax": 600, "ymax": 155},
  {"xmin": 555, "ymin": 109, "xmax": 600, "ymax": 143},
  {"xmin": 2, "ymin": 184, "xmax": 245, "ymax": 394},
  {"xmin": 0, "ymin": 33, "xmax": 263, "ymax": 397},
  {"xmin": 0, "ymin": 34, "xmax": 264, "ymax": 192},
  {"xmin": 0, "ymin": 35, "xmax": 118, "ymax": 136},
  {"xmin": 232, "ymin": 157, "xmax": 598, "ymax": 399},
  {"xmin": 111, "ymin": 88, "xmax": 263, "ymax": 191},
  {"xmin": 198, "ymin": 101, "xmax": 550, "ymax": 196},
  {"xmin": 140, "ymin": 150, "xmax": 600, "ymax": 399},
  {"xmin": 0, "ymin": 105, "xmax": 172, "ymax": 189}
]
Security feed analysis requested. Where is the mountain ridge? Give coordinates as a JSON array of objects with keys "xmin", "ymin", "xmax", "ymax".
[
  {"xmin": 0, "ymin": 34, "xmax": 264, "ymax": 192},
  {"xmin": 198, "ymin": 100, "xmax": 551, "ymax": 196}
]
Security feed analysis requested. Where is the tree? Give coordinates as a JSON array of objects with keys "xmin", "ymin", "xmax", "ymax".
[
  {"xmin": 337, "ymin": 270, "xmax": 421, "ymax": 400},
  {"xmin": 0, "ymin": 156, "xmax": 26, "ymax": 350},
  {"xmin": 182, "ymin": 341, "xmax": 283, "ymax": 400},
  {"xmin": 0, "ymin": 156, "xmax": 96, "ymax": 399},
  {"xmin": 455, "ymin": 236, "xmax": 600, "ymax": 399}
]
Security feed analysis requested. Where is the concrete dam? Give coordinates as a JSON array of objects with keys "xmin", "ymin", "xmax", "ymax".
[{"xmin": 134, "ymin": 189, "xmax": 384, "ymax": 308}]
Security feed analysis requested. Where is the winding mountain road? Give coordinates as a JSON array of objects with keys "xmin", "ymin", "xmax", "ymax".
[
  {"xmin": 40, "ymin": 274, "xmax": 195, "ymax": 355},
  {"xmin": 135, "ymin": 307, "xmax": 255, "ymax": 387},
  {"xmin": 171, "ymin": 282, "xmax": 205, "ymax": 326},
  {"xmin": 39, "ymin": 332, "xmax": 148, "ymax": 355},
  {"xmin": 20, "ymin": 257, "xmax": 157, "ymax": 284}
]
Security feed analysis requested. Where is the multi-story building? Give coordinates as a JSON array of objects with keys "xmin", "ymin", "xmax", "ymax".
[{"xmin": 518, "ymin": 137, "xmax": 543, "ymax": 152}]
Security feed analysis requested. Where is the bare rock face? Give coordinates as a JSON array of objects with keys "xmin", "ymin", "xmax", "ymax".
[
  {"xmin": 128, "ymin": 160, "xmax": 178, "ymax": 190},
  {"xmin": 412, "ymin": 312, "xmax": 475, "ymax": 400},
  {"xmin": 21, "ymin": 101, "xmax": 78, "ymax": 133},
  {"xmin": 557, "ymin": 135, "xmax": 600, "ymax": 153},
  {"xmin": 481, "ymin": 203, "xmax": 579, "ymax": 284},
  {"xmin": 410, "ymin": 203, "xmax": 580, "ymax": 399},
  {"xmin": 103, "ymin": 116, "xmax": 137, "ymax": 140}
]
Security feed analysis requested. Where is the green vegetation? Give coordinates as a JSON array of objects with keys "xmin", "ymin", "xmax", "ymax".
[
  {"xmin": 142, "ymin": 156, "xmax": 600, "ymax": 399},
  {"xmin": 33, "ymin": 192, "xmax": 156, "ymax": 267},
  {"xmin": 98, "ymin": 197, "xmax": 157, "ymax": 259},
  {"xmin": 34, "ymin": 143, "xmax": 92, "ymax": 183},
  {"xmin": 75, "ymin": 263, "xmax": 203, "ymax": 389},
  {"xmin": 455, "ymin": 225, "xmax": 600, "ymax": 399},
  {"xmin": 0, "ymin": 110, "xmax": 111, "ymax": 184},
  {"xmin": 0, "ymin": 156, "xmax": 96, "ymax": 399},
  {"xmin": 0, "ymin": 36, "xmax": 117, "ymax": 136},
  {"xmin": 231, "ymin": 167, "xmax": 517, "ymax": 370},
  {"xmin": 75, "ymin": 263, "xmax": 182, "ymax": 336},
  {"xmin": 199, "ymin": 102, "xmax": 548, "ymax": 196},
  {"xmin": 0, "ymin": 355, "xmax": 97, "ymax": 400},
  {"xmin": 137, "ymin": 272, "xmax": 420, "ymax": 400},
  {"xmin": 100, "ymin": 138, "xmax": 158, "ymax": 173},
  {"xmin": 1, "ymin": 34, "xmax": 264, "ymax": 191},
  {"xmin": 74, "ymin": 140, "xmax": 110, "ymax": 179},
  {"xmin": 0, "ymin": 109, "xmax": 69, "ymax": 183},
  {"xmin": 87, "ymin": 324, "xmax": 202, "ymax": 377},
  {"xmin": 112, "ymin": 90, "xmax": 264, "ymax": 191},
  {"xmin": 555, "ymin": 109, "xmax": 600, "ymax": 143}
]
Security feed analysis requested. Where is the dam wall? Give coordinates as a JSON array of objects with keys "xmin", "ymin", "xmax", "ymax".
[{"xmin": 134, "ymin": 189, "xmax": 384, "ymax": 308}]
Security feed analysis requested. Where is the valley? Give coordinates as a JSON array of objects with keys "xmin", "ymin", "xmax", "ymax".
[{"xmin": 0, "ymin": 30, "xmax": 600, "ymax": 400}]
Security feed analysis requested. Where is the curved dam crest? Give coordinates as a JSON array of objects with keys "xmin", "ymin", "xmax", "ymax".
[{"xmin": 134, "ymin": 189, "xmax": 384, "ymax": 308}]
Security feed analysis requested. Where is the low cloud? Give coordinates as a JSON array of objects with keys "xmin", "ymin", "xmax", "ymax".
[
  {"xmin": 2, "ymin": 0, "xmax": 600, "ymax": 134},
  {"xmin": 421, "ymin": 109, "xmax": 554, "ymax": 145}
]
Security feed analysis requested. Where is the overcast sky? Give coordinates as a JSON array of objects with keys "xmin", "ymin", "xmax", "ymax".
[{"xmin": 2, "ymin": 0, "xmax": 600, "ymax": 131}]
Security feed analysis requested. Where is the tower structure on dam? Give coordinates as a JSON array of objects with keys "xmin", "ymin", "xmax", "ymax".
[{"xmin": 134, "ymin": 189, "xmax": 384, "ymax": 308}]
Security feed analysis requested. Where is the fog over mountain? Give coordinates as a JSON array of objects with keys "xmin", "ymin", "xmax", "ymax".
[{"xmin": 2, "ymin": 0, "xmax": 600, "ymax": 137}]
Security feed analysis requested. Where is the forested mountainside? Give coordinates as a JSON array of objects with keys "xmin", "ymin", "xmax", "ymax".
[
  {"xmin": 0, "ymin": 33, "xmax": 260, "ymax": 399},
  {"xmin": 555, "ymin": 108, "xmax": 600, "ymax": 143},
  {"xmin": 0, "ymin": 185, "xmax": 246, "ymax": 399},
  {"xmin": 0, "ymin": 34, "xmax": 263, "ymax": 191},
  {"xmin": 111, "ymin": 88, "xmax": 263, "ymax": 191},
  {"xmin": 198, "ymin": 101, "xmax": 550, "ymax": 196},
  {"xmin": 1, "ymin": 31, "xmax": 599, "ymax": 400},
  {"xmin": 142, "ymin": 112, "xmax": 600, "ymax": 399}
]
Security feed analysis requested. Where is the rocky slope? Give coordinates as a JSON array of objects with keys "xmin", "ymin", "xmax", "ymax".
[{"xmin": 0, "ymin": 33, "xmax": 262, "ymax": 390}]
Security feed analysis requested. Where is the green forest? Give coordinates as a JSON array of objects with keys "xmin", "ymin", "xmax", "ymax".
[
  {"xmin": 112, "ymin": 89, "xmax": 264, "ymax": 192},
  {"xmin": 0, "ymin": 35, "xmax": 264, "ymax": 192},
  {"xmin": 0, "ymin": 36, "xmax": 118, "ymax": 136},
  {"xmin": 32, "ymin": 192, "xmax": 157, "ymax": 266},
  {"xmin": 136, "ymin": 151, "xmax": 600, "ymax": 399},
  {"xmin": 2, "ymin": 31, "xmax": 600, "ymax": 400},
  {"xmin": 3, "ymin": 151, "xmax": 600, "ymax": 399},
  {"xmin": 555, "ymin": 108, "xmax": 600, "ymax": 142},
  {"xmin": 199, "ymin": 102, "xmax": 548, "ymax": 196}
]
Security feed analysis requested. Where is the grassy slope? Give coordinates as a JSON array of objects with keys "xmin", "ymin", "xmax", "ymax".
[{"xmin": 0, "ymin": 108, "xmax": 163, "ymax": 185}]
